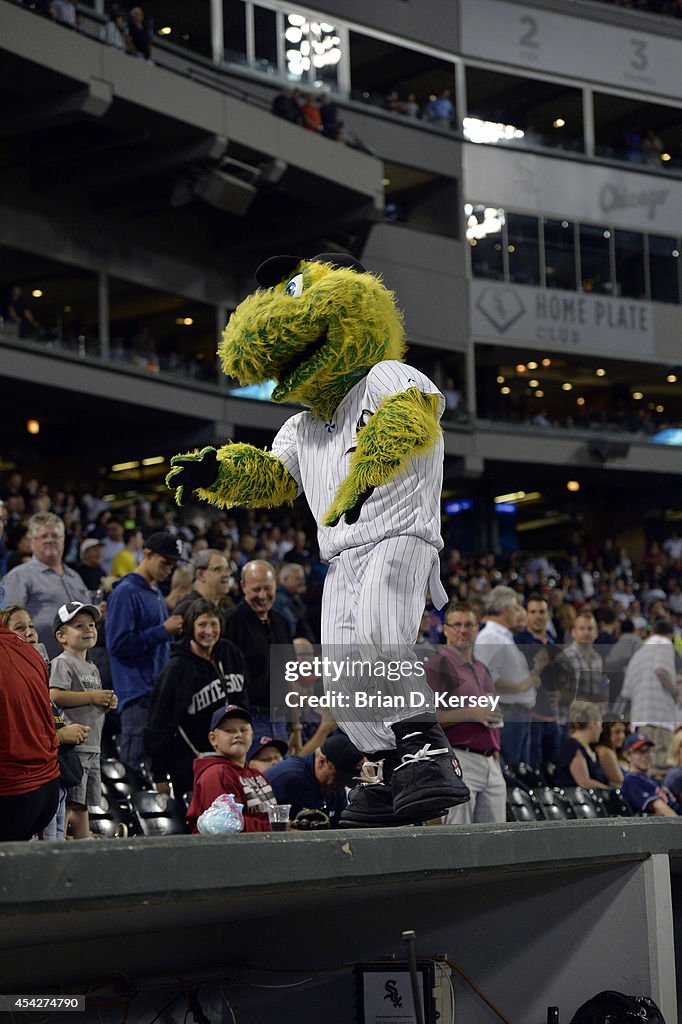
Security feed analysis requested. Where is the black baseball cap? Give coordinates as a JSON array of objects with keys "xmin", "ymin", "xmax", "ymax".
[
  {"xmin": 209, "ymin": 704, "xmax": 253, "ymax": 732},
  {"xmin": 54, "ymin": 601, "xmax": 101, "ymax": 635},
  {"xmin": 255, "ymin": 252, "xmax": 367, "ymax": 288},
  {"xmin": 144, "ymin": 532, "xmax": 185, "ymax": 561},
  {"xmin": 321, "ymin": 732, "xmax": 365, "ymax": 787}
]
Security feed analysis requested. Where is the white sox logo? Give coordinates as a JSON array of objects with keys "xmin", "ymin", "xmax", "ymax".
[
  {"xmin": 451, "ymin": 756, "xmax": 463, "ymax": 777},
  {"xmin": 384, "ymin": 980, "xmax": 402, "ymax": 1009},
  {"xmin": 176, "ymin": 539, "xmax": 183, "ymax": 556},
  {"xmin": 346, "ymin": 409, "xmax": 374, "ymax": 455}
]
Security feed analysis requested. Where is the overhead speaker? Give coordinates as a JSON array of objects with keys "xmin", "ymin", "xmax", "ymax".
[
  {"xmin": 588, "ymin": 440, "xmax": 630, "ymax": 462},
  {"xmin": 194, "ymin": 169, "xmax": 257, "ymax": 216}
]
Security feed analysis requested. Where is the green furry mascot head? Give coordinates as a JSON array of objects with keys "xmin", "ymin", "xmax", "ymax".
[{"xmin": 219, "ymin": 253, "xmax": 406, "ymax": 421}]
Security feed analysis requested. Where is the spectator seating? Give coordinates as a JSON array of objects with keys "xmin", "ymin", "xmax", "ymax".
[
  {"xmin": 101, "ymin": 758, "xmax": 152, "ymax": 799},
  {"xmin": 505, "ymin": 769, "xmax": 635, "ymax": 823},
  {"xmin": 88, "ymin": 793, "xmax": 138, "ymax": 838},
  {"xmin": 509, "ymin": 763, "xmax": 545, "ymax": 790},
  {"xmin": 506, "ymin": 786, "xmax": 545, "ymax": 822},
  {"xmin": 131, "ymin": 791, "xmax": 189, "ymax": 836},
  {"xmin": 564, "ymin": 786, "xmax": 608, "ymax": 819},
  {"xmin": 589, "ymin": 787, "xmax": 634, "ymax": 817},
  {"xmin": 535, "ymin": 787, "xmax": 577, "ymax": 821}
]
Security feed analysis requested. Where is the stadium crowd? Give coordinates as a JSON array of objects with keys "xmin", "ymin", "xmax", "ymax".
[{"xmin": 2, "ymin": 468, "xmax": 682, "ymax": 840}]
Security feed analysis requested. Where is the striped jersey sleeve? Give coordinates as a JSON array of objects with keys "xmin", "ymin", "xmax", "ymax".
[
  {"xmin": 270, "ymin": 412, "xmax": 305, "ymax": 495},
  {"xmin": 365, "ymin": 360, "xmax": 445, "ymax": 418}
]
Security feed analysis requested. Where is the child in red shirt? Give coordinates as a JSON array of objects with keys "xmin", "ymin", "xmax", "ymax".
[{"xmin": 187, "ymin": 705, "xmax": 277, "ymax": 834}]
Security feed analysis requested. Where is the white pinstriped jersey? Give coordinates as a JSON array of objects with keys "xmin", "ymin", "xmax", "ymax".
[{"xmin": 270, "ymin": 360, "xmax": 445, "ymax": 562}]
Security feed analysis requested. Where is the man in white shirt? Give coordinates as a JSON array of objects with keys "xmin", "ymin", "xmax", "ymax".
[
  {"xmin": 621, "ymin": 619, "xmax": 682, "ymax": 777},
  {"xmin": 474, "ymin": 586, "xmax": 547, "ymax": 765}
]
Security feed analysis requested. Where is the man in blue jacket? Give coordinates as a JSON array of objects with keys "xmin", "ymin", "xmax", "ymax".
[
  {"xmin": 106, "ymin": 532, "xmax": 184, "ymax": 768},
  {"xmin": 265, "ymin": 732, "xmax": 365, "ymax": 828}
]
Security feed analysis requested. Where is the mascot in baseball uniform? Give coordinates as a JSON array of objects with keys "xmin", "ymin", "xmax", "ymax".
[{"xmin": 167, "ymin": 253, "xmax": 470, "ymax": 826}]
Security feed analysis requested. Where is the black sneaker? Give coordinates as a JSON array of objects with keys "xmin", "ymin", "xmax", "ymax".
[
  {"xmin": 339, "ymin": 760, "xmax": 433, "ymax": 827},
  {"xmin": 391, "ymin": 721, "xmax": 470, "ymax": 818}
]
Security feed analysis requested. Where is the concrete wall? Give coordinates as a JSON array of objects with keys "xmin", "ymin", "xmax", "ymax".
[{"xmin": 0, "ymin": 820, "xmax": 679, "ymax": 1023}]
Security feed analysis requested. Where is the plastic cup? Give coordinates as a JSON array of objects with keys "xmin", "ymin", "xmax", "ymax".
[{"xmin": 268, "ymin": 804, "xmax": 291, "ymax": 831}]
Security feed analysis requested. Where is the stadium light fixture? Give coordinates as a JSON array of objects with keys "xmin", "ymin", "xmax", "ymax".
[{"xmin": 495, "ymin": 491, "xmax": 525, "ymax": 503}]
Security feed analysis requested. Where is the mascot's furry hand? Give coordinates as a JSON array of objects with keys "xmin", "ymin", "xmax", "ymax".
[
  {"xmin": 324, "ymin": 487, "xmax": 375, "ymax": 527},
  {"xmin": 289, "ymin": 807, "xmax": 331, "ymax": 831},
  {"xmin": 167, "ymin": 442, "xmax": 299, "ymax": 510},
  {"xmin": 166, "ymin": 447, "xmax": 219, "ymax": 507}
]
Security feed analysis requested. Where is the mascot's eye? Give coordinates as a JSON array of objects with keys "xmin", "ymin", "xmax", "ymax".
[{"xmin": 284, "ymin": 274, "xmax": 304, "ymax": 298}]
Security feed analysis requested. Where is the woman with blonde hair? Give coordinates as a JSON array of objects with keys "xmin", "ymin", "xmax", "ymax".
[{"xmin": 554, "ymin": 700, "xmax": 610, "ymax": 789}]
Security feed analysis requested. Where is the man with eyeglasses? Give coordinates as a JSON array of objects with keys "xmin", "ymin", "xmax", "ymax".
[
  {"xmin": 173, "ymin": 549, "xmax": 234, "ymax": 619},
  {"xmin": 2, "ymin": 512, "xmax": 90, "ymax": 658},
  {"xmin": 425, "ymin": 602, "xmax": 506, "ymax": 824}
]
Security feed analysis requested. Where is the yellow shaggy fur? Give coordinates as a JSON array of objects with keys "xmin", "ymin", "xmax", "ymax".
[
  {"xmin": 322, "ymin": 390, "xmax": 441, "ymax": 526},
  {"xmin": 195, "ymin": 443, "xmax": 298, "ymax": 510},
  {"xmin": 167, "ymin": 257, "xmax": 441, "ymax": 521}
]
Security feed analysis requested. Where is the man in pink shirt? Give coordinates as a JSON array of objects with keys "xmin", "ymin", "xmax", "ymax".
[{"xmin": 426, "ymin": 603, "xmax": 506, "ymax": 824}]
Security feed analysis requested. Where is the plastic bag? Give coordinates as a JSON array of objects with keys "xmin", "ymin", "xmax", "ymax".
[{"xmin": 197, "ymin": 793, "xmax": 244, "ymax": 835}]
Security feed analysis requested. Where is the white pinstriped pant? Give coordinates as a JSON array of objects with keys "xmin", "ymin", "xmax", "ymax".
[{"xmin": 321, "ymin": 534, "xmax": 445, "ymax": 753}]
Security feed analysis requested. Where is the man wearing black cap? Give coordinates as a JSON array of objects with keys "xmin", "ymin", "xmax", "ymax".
[
  {"xmin": 265, "ymin": 731, "xmax": 365, "ymax": 827},
  {"xmin": 105, "ymin": 532, "xmax": 184, "ymax": 768}
]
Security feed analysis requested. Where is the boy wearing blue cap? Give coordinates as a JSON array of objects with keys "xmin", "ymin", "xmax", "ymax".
[
  {"xmin": 621, "ymin": 732, "xmax": 682, "ymax": 817},
  {"xmin": 186, "ymin": 705, "xmax": 277, "ymax": 833}
]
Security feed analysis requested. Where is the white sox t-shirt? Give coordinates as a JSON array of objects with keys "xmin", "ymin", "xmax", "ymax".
[{"xmin": 270, "ymin": 360, "xmax": 445, "ymax": 562}]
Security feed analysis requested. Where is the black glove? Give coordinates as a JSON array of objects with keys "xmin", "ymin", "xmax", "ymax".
[
  {"xmin": 344, "ymin": 487, "xmax": 375, "ymax": 525},
  {"xmin": 166, "ymin": 447, "xmax": 219, "ymax": 507},
  {"xmin": 326, "ymin": 487, "xmax": 375, "ymax": 527},
  {"xmin": 289, "ymin": 807, "xmax": 331, "ymax": 831}
]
